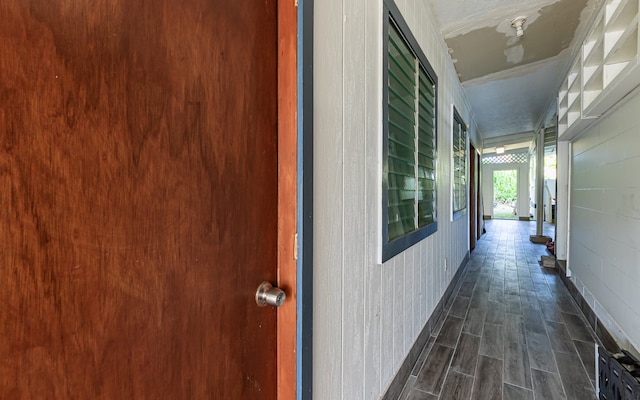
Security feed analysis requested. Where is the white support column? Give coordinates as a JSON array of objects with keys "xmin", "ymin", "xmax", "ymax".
[
  {"xmin": 535, "ymin": 128, "xmax": 545, "ymax": 236},
  {"xmin": 555, "ymin": 141, "xmax": 570, "ymax": 261}
]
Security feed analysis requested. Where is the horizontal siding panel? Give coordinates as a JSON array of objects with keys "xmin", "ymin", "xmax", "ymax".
[
  {"xmin": 571, "ymin": 206, "xmax": 608, "ymax": 256},
  {"xmin": 601, "ymin": 260, "xmax": 640, "ymax": 309},
  {"xmin": 570, "ymin": 92, "xmax": 640, "ymax": 360},
  {"xmin": 606, "ymin": 189, "xmax": 640, "ymax": 220},
  {"xmin": 571, "ymin": 188, "xmax": 604, "ymax": 211},
  {"xmin": 600, "ymin": 211, "xmax": 640, "ymax": 250},
  {"xmin": 604, "ymin": 128, "xmax": 640, "ymax": 162},
  {"xmin": 570, "ymin": 241, "xmax": 603, "ymax": 290},
  {"xmin": 605, "ymin": 238, "xmax": 640, "ymax": 277}
]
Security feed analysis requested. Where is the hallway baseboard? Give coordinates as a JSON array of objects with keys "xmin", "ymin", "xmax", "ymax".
[
  {"xmin": 555, "ymin": 260, "xmax": 621, "ymax": 353},
  {"xmin": 381, "ymin": 252, "xmax": 470, "ymax": 400}
]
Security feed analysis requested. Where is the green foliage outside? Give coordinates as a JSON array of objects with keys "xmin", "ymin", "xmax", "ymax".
[
  {"xmin": 493, "ymin": 169, "xmax": 518, "ymax": 219},
  {"xmin": 494, "ymin": 170, "xmax": 517, "ymax": 203},
  {"xmin": 545, "ymin": 153, "xmax": 557, "ymax": 180}
]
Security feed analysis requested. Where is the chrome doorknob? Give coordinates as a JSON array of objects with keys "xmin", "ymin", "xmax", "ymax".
[{"xmin": 255, "ymin": 281, "xmax": 286, "ymax": 307}]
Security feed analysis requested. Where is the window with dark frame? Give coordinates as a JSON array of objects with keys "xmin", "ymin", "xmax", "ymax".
[
  {"xmin": 452, "ymin": 108, "xmax": 467, "ymax": 219},
  {"xmin": 383, "ymin": 0, "xmax": 437, "ymax": 262}
]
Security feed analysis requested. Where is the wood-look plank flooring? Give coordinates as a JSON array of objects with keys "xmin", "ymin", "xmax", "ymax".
[{"xmin": 399, "ymin": 220, "xmax": 598, "ymax": 400}]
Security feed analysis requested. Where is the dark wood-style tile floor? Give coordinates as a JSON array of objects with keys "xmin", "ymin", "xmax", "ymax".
[{"xmin": 398, "ymin": 220, "xmax": 599, "ymax": 400}]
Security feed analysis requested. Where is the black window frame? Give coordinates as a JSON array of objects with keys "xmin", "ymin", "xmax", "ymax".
[{"xmin": 382, "ymin": 0, "xmax": 438, "ymax": 262}]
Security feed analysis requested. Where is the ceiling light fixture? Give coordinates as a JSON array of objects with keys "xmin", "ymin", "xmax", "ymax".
[
  {"xmin": 511, "ymin": 16, "xmax": 527, "ymax": 37},
  {"xmin": 496, "ymin": 146, "xmax": 505, "ymax": 154}
]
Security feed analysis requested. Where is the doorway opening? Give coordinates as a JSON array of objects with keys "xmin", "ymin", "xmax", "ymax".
[{"xmin": 493, "ymin": 169, "xmax": 518, "ymax": 220}]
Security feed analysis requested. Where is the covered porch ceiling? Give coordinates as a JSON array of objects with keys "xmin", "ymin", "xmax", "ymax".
[{"xmin": 426, "ymin": 0, "xmax": 601, "ymax": 153}]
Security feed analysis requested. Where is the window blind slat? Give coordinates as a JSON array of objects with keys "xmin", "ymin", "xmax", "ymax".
[
  {"xmin": 389, "ymin": 103, "xmax": 416, "ymax": 127},
  {"xmin": 387, "ymin": 22, "xmax": 417, "ymax": 241},
  {"xmin": 385, "ymin": 17, "xmax": 437, "ymax": 246},
  {"xmin": 416, "ymin": 67, "xmax": 435, "ymax": 229},
  {"xmin": 389, "ymin": 39, "xmax": 415, "ymax": 74},
  {"xmin": 389, "ymin": 60, "xmax": 415, "ymax": 92},
  {"xmin": 452, "ymin": 110, "xmax": 467, "ymax": 215}
]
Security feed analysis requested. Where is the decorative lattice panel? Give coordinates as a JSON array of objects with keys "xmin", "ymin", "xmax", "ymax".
[{"xmin": 482, "ymin": 152, "xmax": 528, "ymax": 165}]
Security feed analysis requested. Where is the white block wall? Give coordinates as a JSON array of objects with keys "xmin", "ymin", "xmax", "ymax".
[
  {"xmin": 569, "ymin": 92, "xmax": 640, "ymax": 356},
  {"xmin": 313, "ymin": 0, "xmax": 481, "ymax": 398}
]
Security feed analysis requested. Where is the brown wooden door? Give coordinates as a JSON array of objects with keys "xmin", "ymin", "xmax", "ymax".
[
  {"xmin": 476, "ymin": 151, "xmax": 482, "ymax": 241},
  {"xmin": 470, "ymin": 144, "xmax": 477, "ymax": 250},
  {"xmin": 0, "ymin": 1, "xmax": 282, "ymax": 398}
]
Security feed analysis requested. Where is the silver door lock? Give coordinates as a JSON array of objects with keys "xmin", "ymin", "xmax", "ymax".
[{"xmin": 255, "ymin": 281, "xmax": 286, "ymax": 307}]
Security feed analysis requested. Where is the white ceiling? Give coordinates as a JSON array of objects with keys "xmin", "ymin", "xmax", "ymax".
[{"xmin": 427, "ymin": 0, "xmax": 602, "ymax": 146}]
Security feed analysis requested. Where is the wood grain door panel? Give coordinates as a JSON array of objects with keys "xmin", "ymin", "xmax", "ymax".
[
  {"xmin": 0, "ymin": 0, "xmax": 279, "ymax": 398},
  {"xmin": 470, "ymin": 143, "xmax": 477, "ymax": 250}
]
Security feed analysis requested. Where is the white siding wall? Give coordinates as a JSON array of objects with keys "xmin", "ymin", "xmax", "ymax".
[
  {"xmin": 313, "ymin": 0, "xmax": 480, "ymax": 398},
  {"xmin": 569, "ymin": 92, "xmax": 640, "ymax": 356}
]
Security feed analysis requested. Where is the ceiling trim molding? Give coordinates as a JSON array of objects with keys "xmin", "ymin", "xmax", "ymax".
[{"xmin": 482, "ymin": 130, "xmax": 535, "ymax": 147}]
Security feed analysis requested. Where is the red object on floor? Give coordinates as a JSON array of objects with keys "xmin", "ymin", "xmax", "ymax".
[{"xmin": 546, "ymin": 240, "xmax": 555, "ymax": 255}]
